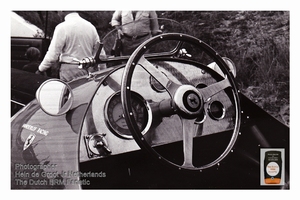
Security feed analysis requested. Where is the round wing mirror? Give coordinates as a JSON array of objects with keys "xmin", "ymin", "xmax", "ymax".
[
  {"xmin": 207, "ymin": 57, "xmax": 237, "ymax": 78},
  {"xmin": 36, "ymin": 79, "xmax": 73, "ymax": 116},
  {"xmin": 223, "ymin": 57, "xmax": 236, "ymax": 77}
]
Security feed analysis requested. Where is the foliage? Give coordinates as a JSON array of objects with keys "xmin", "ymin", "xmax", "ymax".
[{"xmin": 158, "ymin": 11, "xmax": 289, "ymax": 125}]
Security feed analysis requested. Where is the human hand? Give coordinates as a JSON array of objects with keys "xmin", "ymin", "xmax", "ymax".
[
  {"xmin": 152, "ymin": 30, "xmax": 162, "ymax": 36},
  {"xmin": 35, "ymin": 69, "xmax": 43, "ymax": 75},
  {"xmin": 117, "ymin": 29, "xmax": 123, "ymax": 39},
  {"xmin": 35, "ymin": 69, "xmax": 46, "ymax": 76}
]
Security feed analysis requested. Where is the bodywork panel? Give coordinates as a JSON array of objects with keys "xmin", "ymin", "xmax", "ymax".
[{"xmin": 11, "ymin": 62, "xmax": 289, "ymax": 189}]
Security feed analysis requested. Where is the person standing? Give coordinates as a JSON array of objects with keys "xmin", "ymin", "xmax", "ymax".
[
  {"xmin": 37, "ymin": 11, "xmax": 100, "ymax": 82},
  {"xmin": 111, "ymin": 11, "xmax": 161, "ymax": 55}
]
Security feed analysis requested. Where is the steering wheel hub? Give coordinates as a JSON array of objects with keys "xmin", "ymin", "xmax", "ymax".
[
  {"xmin": 173, "ymin": 85, "xmax": 203, "ymax": 118},
  {"xmin": 184, "ymin": 91, "xmax": 201, "ymax": 111}
]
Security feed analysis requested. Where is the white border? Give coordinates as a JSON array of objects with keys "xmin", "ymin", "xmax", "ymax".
[{"xmin": 4, "ymin": 1, "xmax": 299, "ymax": 199}]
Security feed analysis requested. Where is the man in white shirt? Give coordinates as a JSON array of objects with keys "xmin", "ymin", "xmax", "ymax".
[{"xmin": 38, "ymin": 11, "xmax": 100, "ymax": 82}]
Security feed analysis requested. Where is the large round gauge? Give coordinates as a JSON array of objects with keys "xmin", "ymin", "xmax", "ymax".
[{"xmin": 104, "ymin": 91, "xmax": 152, "ymax": 139}]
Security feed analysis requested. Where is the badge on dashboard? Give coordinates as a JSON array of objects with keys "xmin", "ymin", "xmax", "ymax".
[{"xmin": 23, "ymin": 133, "xmax": 36, "ymax": 151}]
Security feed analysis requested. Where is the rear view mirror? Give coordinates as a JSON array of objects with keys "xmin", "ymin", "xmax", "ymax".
[{"xmin": 36, "ymin": 79, "xmax": 73, "ymax": 116}]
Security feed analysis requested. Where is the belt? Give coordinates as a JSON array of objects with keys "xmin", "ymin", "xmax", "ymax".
[
  {"xmin": 60, "ymin": 62, "xmax": 78, "ymax": 65},
  {"xmin": 123, "ymin": 33, "xmax": 150, "ymax": 40}
]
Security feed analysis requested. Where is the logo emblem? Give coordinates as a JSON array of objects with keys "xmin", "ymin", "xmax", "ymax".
[{"xmin": 23, "ymin": 133, "xmax": 36, "ymax": 151}]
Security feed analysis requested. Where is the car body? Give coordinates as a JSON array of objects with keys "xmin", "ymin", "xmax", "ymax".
[
  {"xmin": 11, "ymin": 18, "xmax": 289, "ymax": 189},
  {"xmin": 11, "ymin": 11, "xmax": 53, "ymax": 115}
]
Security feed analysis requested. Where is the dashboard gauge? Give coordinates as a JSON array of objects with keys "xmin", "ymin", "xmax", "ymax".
[
  {"xmin": 208, "ymin": 101, "xmax": 226, "ymax": 120},
  {"xmin": 104, "ymin": 91, "xmax": 152, "ymax": 139},
  {"xmin": 149, "ymin": 76, "xmax": 166, "ymax": 92}
]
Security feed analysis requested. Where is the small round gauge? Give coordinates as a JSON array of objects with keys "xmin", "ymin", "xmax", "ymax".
[
  {"xmin": 104, "ymin": 91, "xmax": 152, "ymax": 139},
  {"xmin": 149, "ymin": 76, "xmax": 166, "ymax": 92},
  {"xmin": 208, "ymin": 101, "xmax": 226, "ymax": 120}
]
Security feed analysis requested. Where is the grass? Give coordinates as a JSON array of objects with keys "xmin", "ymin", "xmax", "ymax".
[
  {"xmin": 236, "ymin": 38, "xmax": 289, "ymax": 125},
  {"xmin": 166, "ymin": 11, "xmax": 290, "ymax": 126}
]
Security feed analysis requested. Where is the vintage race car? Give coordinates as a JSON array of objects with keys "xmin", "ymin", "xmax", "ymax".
[{"xmin": 11, "ymin": 18, "xmax": 289, "ymax": 189}]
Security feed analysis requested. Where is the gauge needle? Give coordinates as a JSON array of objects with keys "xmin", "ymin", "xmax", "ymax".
[{"xmin": 116, "ymin": 114, "xmax": 125, "ymax": 122}]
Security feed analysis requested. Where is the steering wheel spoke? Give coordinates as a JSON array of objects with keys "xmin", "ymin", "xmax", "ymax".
[
  {"xmin": 137, "ymin": 55, "xmax": 181, "ymax": 96},
  {"xmin": 181, "ymin": 118, "xmax": 200, "ymax": 168},
  {"xmin": 200, "ymin": 75, "xmax": 231, "ymax": 102}
]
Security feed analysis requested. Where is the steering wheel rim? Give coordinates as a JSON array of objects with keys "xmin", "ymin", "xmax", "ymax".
[{"xmin": 121, "ymin": 33, "xmax": 241, "ymax": 171}]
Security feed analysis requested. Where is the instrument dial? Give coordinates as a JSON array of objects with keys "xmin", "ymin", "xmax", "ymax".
[{"xmin": 104, "ymin": 92, "xmax": 151, "ymax": 139}]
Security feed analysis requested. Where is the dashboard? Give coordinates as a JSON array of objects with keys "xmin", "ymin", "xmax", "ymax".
[{"xmin": 79, "ymin": 59, "xmax": 236, "ymax": 162}]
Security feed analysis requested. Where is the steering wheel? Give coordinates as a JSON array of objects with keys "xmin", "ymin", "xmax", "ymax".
[{"xmin": 121, "ymin": 33, "xmax": 241, "ymax": 170}]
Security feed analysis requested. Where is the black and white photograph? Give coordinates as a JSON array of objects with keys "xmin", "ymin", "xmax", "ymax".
[{"xmin": 7, "ymin": 1, "xmax": 295, "ymax": 195}]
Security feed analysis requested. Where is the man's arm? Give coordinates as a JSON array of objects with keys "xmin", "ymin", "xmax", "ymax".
[
  {"xmin": 38, "ymin": 25, "xmax": 66, "ymax": 72},
  {"xmin": 111, "ymin": 11, "xmax": 122, "ymax": 27},
  {"xmin": 92, "ymin": 27, "xmax": 100, "ymax": 56},
  {"xmin": 111, "ymin": 11, "xmax": 124, "ymax": 38},
  {"xmin": 149, "ymin": 11, "xmax": 161, "ymax": 36}
]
